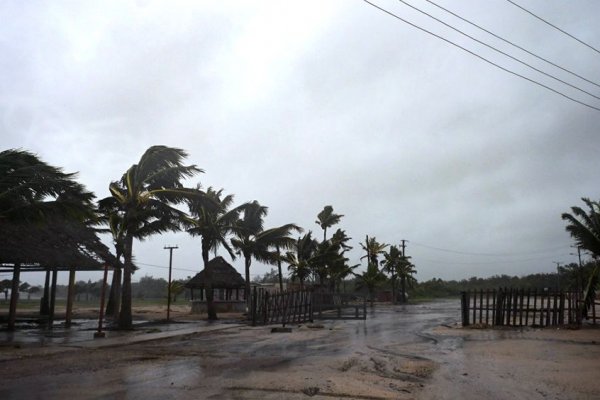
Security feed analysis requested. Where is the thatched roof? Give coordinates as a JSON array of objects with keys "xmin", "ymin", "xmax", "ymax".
[
  {"xmin": 185, "ymin": 256, "xmax": 245, "ymax": 289},
  {"xmin": 0, "ymin": 218, "xmax": 120, "ymax": 272}
]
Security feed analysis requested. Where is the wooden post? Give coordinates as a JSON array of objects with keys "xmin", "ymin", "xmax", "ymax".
[
  {"xmin": 251, "ymin": 286, "xmax": 257, "ymax": 326},
  {"xmin": 518, "ymin": 289, "xmax": 524, "ymax": 326},
  {"xmin": 470, "ymin": 290, "xmax": 475, "ymax": 324},
  {"xmin": 65, "ymin": 268, "xmax": 76, "ymax": 327},
  {"xmin": 494, "ymin": 289, "xmax": 503, "ymax": 326},
  {"xmin": 95, "ymin": 264, "xmax": 109, "ymax": 338},
  {"xmin": 485, "ymin": 290, "xmax": 490, "ymax": 325},
  {"xmin": 461, "ymin": 291, "xmax": 470, "ymax": 327},
  {"xmin": 531, "ymin": 289, "xmax": 537, "ymax": 325},
  {"xmin": 7, "ymin": 263, "xmax": 21, "ymax": 331},
  {"xmin": 48, "ymin": 268, "xmax": 58, "ymax": 328},
  {"xmin": 491, "ymin": 289, "xmax": 496, "ymax": 325},
  {"xmin": 40, "ymin": 268, "xmax": 50, "ymax": 315},
  {"xmin": 525, "ymin": 289, "xmax": 531, "ymax": 326}
]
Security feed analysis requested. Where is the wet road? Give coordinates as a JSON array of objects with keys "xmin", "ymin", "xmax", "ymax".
[{"xmin": 0, "ymin": 300, "xmax": 465, "ymax": 399}]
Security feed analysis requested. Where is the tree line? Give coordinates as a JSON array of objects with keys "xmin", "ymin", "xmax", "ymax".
[
  {"xmin": 4, "ymin": 145, "xmax": 597, "ymax": 328},
  {"xmin": 1, "ymin": 146, "xmax": 416, "ymax": 329}
]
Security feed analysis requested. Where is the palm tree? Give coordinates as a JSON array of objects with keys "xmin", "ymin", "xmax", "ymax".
[
  {"xmin": 231, "ymin": 200, "xmax": 302, "ymax": 302},
  {"xmin": 187, "ymin": 186, "xmax": 241, "ymax": 320},
  {"xmin": 315, "ymin": 205, "xmax": 344, "ymax": 241},
  {"xmin": 100, "ymin": 145, "xmax": 201, "ymax": 329},
  {"xmin": 360, "ymin": 235, "xmax": 388, "ymax": 266},
  {"xmin": 287, "ymin": 232, "xmax": 319, "ymax": 289},
  {"xmin": 354, "ymin": 262, "xmax": 387, "ymax": 306},
  {"xmin": 0, "ymin": 149, "xmax": 95, "ymax": 222},
  {"xmin": 562, "ymin": 198, "xmax": 600, "ymax": 316},
  {"xmin": 381, "ymin": 245, "xmax": 402, "ymax": 303},
  {"xmin": 97, "ymin": 207, "xmax": 126, "ymax": 317},
  {"xmin": 397, "ymin": 256, "xmax": 416, "ymax": 303}
]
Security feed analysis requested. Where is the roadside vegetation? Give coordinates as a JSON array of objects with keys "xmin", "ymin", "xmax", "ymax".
[{"xmin": 3, "ymin": 146, "xmax": 599, "ymax": 329}]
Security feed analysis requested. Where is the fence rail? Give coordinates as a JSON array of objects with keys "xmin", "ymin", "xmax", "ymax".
[
  {"xmin": 250, "ymin": 288, "xmax": 313, "ymax": 326},
  {"xmin": 249, "ymin": 289, "xmax": 368, "ymax": 326},
  {"xmin": 460, "ymin": 288, "xmax": 595, "ymax": 327}
]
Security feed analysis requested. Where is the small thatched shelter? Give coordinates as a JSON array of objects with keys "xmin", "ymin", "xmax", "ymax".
[{"xmin": 185, "ymin": 256, "xmax": 246, "ymax": 313}]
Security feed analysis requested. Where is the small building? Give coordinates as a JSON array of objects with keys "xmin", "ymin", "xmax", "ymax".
[{"xmin": 185, "ymin": 257, "xmax": 246, "ymax": 313}]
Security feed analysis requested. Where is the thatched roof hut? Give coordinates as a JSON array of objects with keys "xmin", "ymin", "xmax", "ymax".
[{"xmin": 185, "ymin": 256, "xmax": 245, "ymax": 289}]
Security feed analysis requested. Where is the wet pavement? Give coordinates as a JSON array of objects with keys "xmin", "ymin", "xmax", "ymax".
[{"xmin": 0, "ymin": 300, "xmax": 467, "ymax": 399}]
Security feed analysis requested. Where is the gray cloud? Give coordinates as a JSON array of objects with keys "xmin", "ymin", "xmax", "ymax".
[{"xmin": 1, "ymin": 0, "xmax": 599, "ymax": 285}]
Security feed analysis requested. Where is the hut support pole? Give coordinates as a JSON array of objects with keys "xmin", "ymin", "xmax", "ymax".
[
  {"xmin": 65, "ymin": 268, "xmax": 76, "ymax": 327},
  {"xmin": 95, "ymin": 264, "xmax": 109, "ymax": 338},
  {"xmin": 48, "ymin": 268, "xmax": 58, "ymax": 328},
  {"xmin": 7, "ymin": 263, "xmax": 21, "ymax": 331},
  {"xmin": 40, "ymin": 268, "xmax": 50, "ymax": 315}
]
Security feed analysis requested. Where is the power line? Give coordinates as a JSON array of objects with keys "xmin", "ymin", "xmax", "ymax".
[
  {"xmin": 415, "ymin": 253, "xmax": 571, "ymax": 265},
  {"xmin": 506, "ymin": 0, "xmax": 600, "ymax": 56},
  {"xmin": 410, "ymin": 241, "xmax": 570, "ymax": 257},
  {"xmin": 424, "ymin": 0, "xmax": 600, "ymax": 89},
  {"xmin": 362, "ymin": 0, "xmax": 600, "ymax": 112},
  {"xmin": 396, "ymin": 0, "xmax": 600, "ymax": 101}
]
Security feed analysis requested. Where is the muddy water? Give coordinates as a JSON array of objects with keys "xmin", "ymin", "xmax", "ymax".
[{"xmin": 9, "ymin": 299, "xmax": 592, "ymax": 400}]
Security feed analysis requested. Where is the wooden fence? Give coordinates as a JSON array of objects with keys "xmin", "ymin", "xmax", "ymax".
[
  {"xmin": 249, "ymin": 288, "xmax": 368, "ymax": 326},
  {"xmin": 250, "ymin": 288, "xmax": 313, "ymax": 326},
  {"xmin": 312, "ymin": 291, "xmax": 367, "ymax": 320},
  {"xmin": 460, "ymin": 288, "xmax": 596, "ymax": 327}
]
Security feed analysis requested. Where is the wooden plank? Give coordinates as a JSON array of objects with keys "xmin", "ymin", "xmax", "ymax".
[
  {"xmin": 461, "ymin": 292, "xmax": 469, "ymax": 326},
  {"xmin": 525, "ymin": 289, "xmax": 530, "ymax": 326},
  {"xmin": 518, "ymin": 289, "xmax": 524, "ymax": 326},
  {"xmin": 479, "ymin": 290, "xmax": 483, "ymax": 324},
  {"xmin": 472, "ymin": 289, "xmax": 477, "ymax": 324},
  {"xmin": 491, "ymin": 289, "xmax": 496, "ymax": 325},
  {"xmin": 485, "ymin": 290, "xmax": 490, "ymax": 325},
  {"xmin": 532, "ymin": 289, "xmax": 537, "ymax": 326}
]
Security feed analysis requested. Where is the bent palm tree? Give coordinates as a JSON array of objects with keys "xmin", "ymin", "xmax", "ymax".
[
  {"xmin": 562, "ymin": 198, "xmax": 600, "ymax": 317},
  {"xmin": 187, "ymin": 186, "xmax": 241, "ymax": 320},
  {"xmin": 0, "ymin": 149, "xmax": 95, "ymax": 222},
  {"xmin": 287, "ymin": 232, "xmax": 319, "ymax": 289},
  {"xmin": 100, "ymin": 145, "xmax": 201, "ymax": 329},
  {"xmin": 315, "ymin": 205, "xmax": 344, "ymax": 241},
  {"xmin": 381, "ymin": 245, "xmax": 403, "ymax": 303},
  {"xmin": 360, "ymin": 235, "xmax": 388, "ymax": 266},
  {"xmin": 232, "ymin": 201, "xmax": 302, "ymax": 303}
]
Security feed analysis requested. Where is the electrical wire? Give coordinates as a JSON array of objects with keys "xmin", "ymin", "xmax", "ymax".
[
  {"xmin": 424, "ymin": 0, "xmax": 600, "ymax": 89},
  {"xmin": 409, "ymin": 241, "xmax": 571, "ymax": 257},
  {"xmin": 414, "ymin": 253, "xmax": 571, "ymax": 265},
  {"xmin": 396, "ymin": 0, "xmax": 600, "ymax": 101},
  {"xmin": 362, "ymin": 0, "xmax": 600, "ymax": 112},
  {"xmin": 506, "ymin": 0, "xmax": 600, "ymax": 55}
]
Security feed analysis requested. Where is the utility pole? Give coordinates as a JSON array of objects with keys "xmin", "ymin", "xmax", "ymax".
[
  {"xmin": 164, "ymin": 245, "xmax": 178, "ymax": 322},
  {"xmin": 400, "ymin": 239, "xmax": 407, "ymax": 257},
  {"xmin": 553, "ymin": 261, "xmax": 561, "ymax": 292}
]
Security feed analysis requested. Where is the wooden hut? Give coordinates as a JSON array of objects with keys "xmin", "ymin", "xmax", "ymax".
[
  {"xmin": 185, "ymin": 256, "xmax": 246, "ymax": 313},
  {"xmin": 0, "ymin": 219, "xmax": 120, "ymax": 330}
]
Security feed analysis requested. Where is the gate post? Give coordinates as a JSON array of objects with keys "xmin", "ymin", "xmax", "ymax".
[{"xmin": 461, "ymin": 291, "xmax": 470, "ymax": 327}]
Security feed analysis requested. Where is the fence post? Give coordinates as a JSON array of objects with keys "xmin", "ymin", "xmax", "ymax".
[
  {"xmin": 251, "ymin": 286, "xmax": 257, "ymax": 326},
  {"xmin": 461, "ymin": 291, "xmax": 470, "ymax": 327}
]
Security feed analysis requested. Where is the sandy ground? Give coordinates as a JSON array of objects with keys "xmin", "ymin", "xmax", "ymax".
[{"xmin": 1, "ymin": 302, "xmax": 599, "ymax": 399}]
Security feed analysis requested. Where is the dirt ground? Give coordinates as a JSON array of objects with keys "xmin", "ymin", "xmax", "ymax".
[{"xmin": 1, "ymin": 302, "xmax": 600, "ymax": 399}]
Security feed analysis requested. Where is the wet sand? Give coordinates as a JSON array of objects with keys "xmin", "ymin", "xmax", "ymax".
[{"xmin": 1, "ymin": 301, "xmax": 599, "ymax": 399}]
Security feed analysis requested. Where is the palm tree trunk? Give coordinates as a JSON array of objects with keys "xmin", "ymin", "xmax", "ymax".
[
  {"xmin": 277, "ymin": 246, "xmax": 284, "ymax": 293},
  {"xmin": 203, "ymin": 245, "xmax": 217, "ymax": 320},
  {"xmin": 391, "ymin": 270, "xmax": 396, "ymax": 305},
  {"xmin": 400, "ymin": 276, "xmax": 406, "ymax": 303},
  {"xmin": 244, "ymin": 255, "xmax": 252, "ymax": 310},
  {"xmin": 118, "ymin": 235, "xmax": 134, "ymax": 329},
  {"xmin": 106, "ymin": 267, "xmax": 122, "ymax": 317}
]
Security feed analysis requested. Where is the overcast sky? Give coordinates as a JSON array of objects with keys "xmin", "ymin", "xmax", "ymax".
[{"xmin": 2, "ymin": 0, "xmax": 599, "ymax": 286}]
